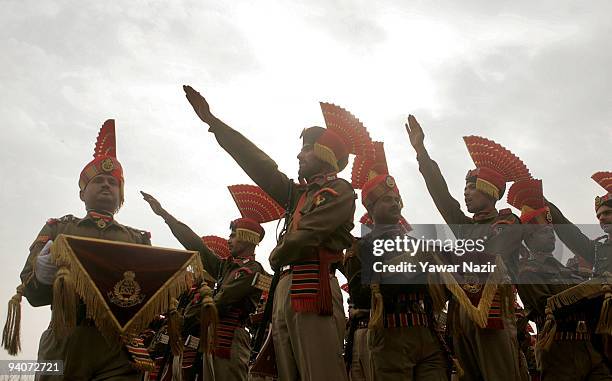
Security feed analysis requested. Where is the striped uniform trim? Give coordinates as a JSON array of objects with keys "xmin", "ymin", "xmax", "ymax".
[
  {"xmin": 182, "ymin": 348, "xmax": 198, "ymax": 369},
  {"xmin": 214, "ymin": 309, "xmax": 243, "ymax": 359},
  {"xmin": 290, "ymin": 261, "xmax": 321, "ymax": 313},
  {"xmin": 383, "ymin": 311, "xmax": 429, "ymax": 328},
  {"xmin": 383, "ymin": 293, "xmax": 429, "ymax": 328},
  {"xmin": 146, "ymin": 357, "xmax": 165, "ymax": 381},
  {"xmin": 553, "ymin": 332, "xmax": 591, "ymax": 341},
  {"xmin": 125, "ymin": 337, "xmax": 155, "ymax": 371}
]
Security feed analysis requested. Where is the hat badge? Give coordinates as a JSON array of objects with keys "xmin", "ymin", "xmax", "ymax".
[
  {"xmin": 101, "ymin": 158, "xmax": 114, "ymax": 172},
  {"xmin": 385, "ymin": 176, "xmax": 395, "ymax": 188}
]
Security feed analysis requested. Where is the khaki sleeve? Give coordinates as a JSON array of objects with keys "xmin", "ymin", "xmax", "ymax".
[
  {"xmin": 416, "ymin": 149, "xmax": 472, "ymax": 226},
  {"xmin": 516, "ymin": 273, "xmax": 552, "ymax": 317},
  {"xmin": 214, "ymin": 262, "xmax": 262, "ymax": 311},
  {"xmin": 162, "ymin": 213, "xmax": 222, "ymax": 279},
  {"xmin": 269, "ymin": 180, "xmax": 356, "ymax": 268},
  {"xmin": 209, "ymin": 117, "xmax": 296, "ymax": 207},
  {"xmin": 547, "ymin": 201, "xmax": 595, "ymax": 263},
  {"xmin": 20, "ymin": 223, "xmax": 56, "ymax": 307}
]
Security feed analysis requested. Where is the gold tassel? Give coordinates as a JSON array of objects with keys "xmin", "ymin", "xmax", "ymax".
[
  {"xmin": 198, "ymin": 284, "xmax": 218, "ymax": 353},
  {"xmin": 453, "ymin": 357, "xmax": 464, "ymax": 378},
  {"xmin": 2, "ymin": 284, "xmax": 25, "ymax": 355},
  {"xmin": 313, "ymin": 142, "xmax": 339, "ymax": 172},
  {"xmin": 51, "ymin": 266, "xmax": 77, "ymax": 338},
  {"xmin": 597, "ymin": 284, "xmax": 612, "ymax": 335},
  {"xmin": 427, "ymin": 272, "xmax": 448, "ymax": 314},
  {"xmin": 536, "ymin": 306, "xmax": 556, "ymax": 351},
  {"xmin": 167, "ymin": 298, "xmax": 183, "ymax": 357},
  {"xmin": 368, "ymin": 283, "xmax": 384, "ymax": 330},
  {"xmin": 172, "ymin": 352, "xmax": 183, "ymax": 381}
]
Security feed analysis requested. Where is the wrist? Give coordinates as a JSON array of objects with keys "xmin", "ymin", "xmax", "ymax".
[{"xmin": 414, "ymin": 145, "xmax": 427, "ymax": 158}]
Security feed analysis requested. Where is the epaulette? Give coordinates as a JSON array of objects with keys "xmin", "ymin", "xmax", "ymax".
[
  {"xmin": 124, "ymin": 225, "xmax": 152, "ymax": 240},
  {"xmin": 313, "ymin": 187, "xmax": 339, "ymax": 199},
  {"xmin": 326, "ymin": 177, "xmax": 357, "ymax": 200},
  {"xmin": 49, "ymin": 214, "xmax": 78, "ymax": 225}
]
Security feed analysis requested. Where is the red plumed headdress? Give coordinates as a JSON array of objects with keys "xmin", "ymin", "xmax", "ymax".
[
  {"xmin": 463, "ymin": 136, "xmax": 531, "ymax": 200},
  {"xmin": 592, "ymin": 171, "xmax": 612, "ymax": 211},
  {"xmin": 228, "ymin": 184, "xmax": 285, "ymax": 244},
  {"xmin": 201, "ymin": 235, "xmax": 231, "ymax": 259},
  {"xmin": 507, "ymin": 179, "xmax": 551, "ymax": 224},
  {"xmin": 79, "ymin": 119, "xmax": 124, "ymax": 204}
]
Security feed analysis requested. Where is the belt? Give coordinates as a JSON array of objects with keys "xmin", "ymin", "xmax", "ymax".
[
  {"xmin": 356, "ymin": 319, "xmax": 370, "ymax": 329},
  {"xmin": 280, "ymin": 264, "xmax": 337, "ymax": 277},
  {"xmin": 550, "ymin": 332, "xmax": 591, "ymax": 341}
]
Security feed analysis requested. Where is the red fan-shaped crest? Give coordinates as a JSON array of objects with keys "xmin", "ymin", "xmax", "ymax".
[
  {"xmin": 228, "ymin": 184, "xmax": 285, "ymax": 223},
  {"xmin": 94, "ymin": 119, "xmax": 117, "ymax": 158},
  {"xmin": 592, "ymin": 172, "xmax": 612, "ymax": 193},
  {"xmin": 463, "ymin": 136, "xmax": 531, "ymax": 182},
  {"xmin": 201, "ymin": 235, "xmax": 230, "ymax": 259},
  {"xmin": 507, "ymin": 179, "xmax": 544, "ymax": 211},
  {"xmin": 352, "ymin": 142, "xmax": 389, "ymax": 189},
  {"xmin": 319, "ymin": 102, "xmax": 375, "ymax": 157}
]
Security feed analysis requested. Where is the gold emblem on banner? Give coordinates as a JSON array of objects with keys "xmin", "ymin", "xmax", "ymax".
[
  {"xmin": 101, "ymin": 158, "xmax": 114, "ymax": 172},
  {"xmin": 109, "ymin": 271, "xmax": 146, "ymax": 308}
]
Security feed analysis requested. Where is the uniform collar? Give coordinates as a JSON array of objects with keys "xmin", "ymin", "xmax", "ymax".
[
  {"xmin": 306, "ymin": 172, "xmax": 338, "ymax": 186},
  {"xmin": 472, "ymin": 208, "xmax": 498, "ymax": 223},
  {"xmin": 79, "ymin": 210, "xmax": 124, "ymax": 230},
  {"xmin": 231, "ymin": 255, "xmax": 254, "ymax": 265}
]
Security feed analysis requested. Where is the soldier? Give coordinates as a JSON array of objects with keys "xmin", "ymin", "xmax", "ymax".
[
  {"xmin": 183, "ymin": 86, "xmax": 373, "ymax": 381},
  {"xmin": 547, "ymin": 171, "xmax": 612, "ymax": 276},
  {"xmin": 142, "ymin": 184, "xmax": 280, "ymax": 381},
  {"xmin": 508, "ymin": 179, "xmax": 611, "ymax": 380},
  {"xmin": 405, "ymin": 115, "xmax": 530, "ymax": 380},
  {"xmin": 5, "ymin": 120, "xmax": 152, "ymax": 380},
  {"xmin": 346, "ymin": 141, "xmax": 449, "ymax": 381}
]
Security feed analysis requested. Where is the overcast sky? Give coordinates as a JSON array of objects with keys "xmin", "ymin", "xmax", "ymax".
[{"xmin": 1, "ymin": 0, "xmax": 611, "ymax": 361}]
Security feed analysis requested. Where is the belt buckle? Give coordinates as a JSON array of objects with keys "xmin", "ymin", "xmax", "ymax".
[
  {"xmin": 159, "ymin": 333, "xmax": 170, "ymax": 345},
  {"xmin": 280, "ymin": 265, "xmax": 291, "ymax": 272},
  {"xmin": 185, "ymin": 335, "xmax": 200, "ymax": 350}
]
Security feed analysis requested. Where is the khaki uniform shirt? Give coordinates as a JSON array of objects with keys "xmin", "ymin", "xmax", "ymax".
[{"xmin": 209, "ymin": 121, "xmax": 356, "ymax": 270}]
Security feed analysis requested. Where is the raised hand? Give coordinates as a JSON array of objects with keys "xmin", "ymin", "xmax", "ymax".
[
  {"xmin": 404, "ymin": 114, "xmax": 426, "ymax": 153},
  {"xmin": 183, "ymin": 85, "xmax": 214, "ymax": 124},
  {"xmin": 140, "ymin": 191, "xmax": 167, "ymax": 217}
]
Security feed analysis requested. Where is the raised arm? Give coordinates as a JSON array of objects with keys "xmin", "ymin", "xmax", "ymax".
[
  {"xmin": 405, "ymin": 115, "xmax": 471, "ymax": 226},
  {"xmin": 547, "ymin": 200, "xmax": 596, "ymax": 262},
  {"xmin": 141, "ymin": 191, "xmax": 222, "ymax": 278},
  {"xmin": 183, "ymin": 85, "xmax": 295, "ymax": 206}
]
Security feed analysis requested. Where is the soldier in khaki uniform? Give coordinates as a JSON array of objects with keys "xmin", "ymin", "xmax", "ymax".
[
  {"xmin": 355, "ymin": 173, "xmax": 449, "ymax": 380},
  {"xmin": 183, "ymin": 86, "xmax": 372, "ymax": 381},
  {"xmin": 15, "ymin": 120, "xmax": 151, "ymax": 380},
  {"xmin": 142, "ymin": 185, "xmax": 277, "ymax": 381},
  {"xmin": 547, "ymin": 171, "xmax": 612, "ymax": 277},
  {"xmin": 344, "ymin": 142, "xmax": 448, "ymax": 380},
  {"xmin": 508, "ymin": 179, "xmax": 612, "ymax": 380},
  {"xmin": 405, "ymin": 115, "xmax": 529, "ymax": 381}
]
